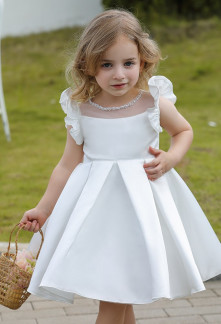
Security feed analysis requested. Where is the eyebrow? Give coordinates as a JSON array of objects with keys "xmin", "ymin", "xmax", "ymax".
[{"xmin": 101, "ymin": 57, "xmax": 137, "ymax": 62}]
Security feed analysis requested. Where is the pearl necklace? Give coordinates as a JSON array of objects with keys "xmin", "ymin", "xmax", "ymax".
[{"xmin": 88, "ymin": 91, "xmax": 143, "ymax": 111}]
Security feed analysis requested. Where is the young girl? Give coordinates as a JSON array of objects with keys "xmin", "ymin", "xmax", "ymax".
[{"xmin": 19, "ymin": 8, "xmax": 221, "ymax": 324}]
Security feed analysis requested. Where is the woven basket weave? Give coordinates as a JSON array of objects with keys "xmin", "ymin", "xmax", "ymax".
[{"xmin": 0, "ymin": 223, "xmax": 44, "ymax": 310}]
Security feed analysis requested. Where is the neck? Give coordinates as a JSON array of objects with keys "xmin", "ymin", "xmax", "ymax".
[{"xmin": 95, "ymin": 88, "xmax": 140, "ymax": 107}]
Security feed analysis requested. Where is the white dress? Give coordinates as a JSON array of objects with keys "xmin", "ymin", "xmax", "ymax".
[{"xmin": 27, "ymin": 76, "xmax": 221, "ymax": 305}]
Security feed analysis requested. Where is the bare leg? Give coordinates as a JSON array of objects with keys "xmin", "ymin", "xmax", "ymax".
[
  {"xmin": 95, "ymin": 301, "xmax": 127, "ymax": 324},
  {"xmin": 123, "ymin": 305, "xmax": 136, "ymax": 324}
]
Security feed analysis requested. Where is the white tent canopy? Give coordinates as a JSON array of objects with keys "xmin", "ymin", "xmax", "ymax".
[{"xmin": 0, "ymin": 0, "xmax": 10, "ymax": 141}]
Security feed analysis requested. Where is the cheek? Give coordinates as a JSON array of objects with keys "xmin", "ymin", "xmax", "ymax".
[
  {"xmin": 95, "ymin": 75, "xmax": 103, "ymax": 86},
  {"xmin": 95, "ymin": 71, "xmax": 109, "ymax": 84},
  {"xmin": 94, "ymin": 71, "xmax": 102, "ymax": 83},
  {"xmin": 128, "ymin": 67, "xmax": 140, "ymax": 80}
]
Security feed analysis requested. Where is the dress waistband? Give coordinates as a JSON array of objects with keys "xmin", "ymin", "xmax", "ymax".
[{"xmin": 83, "ymin": 154, "xmax": 154, "ymax": 164}]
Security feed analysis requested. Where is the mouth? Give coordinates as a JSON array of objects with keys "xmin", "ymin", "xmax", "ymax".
[{"xmin": 111, "ymin": 83, "xmax": 127, "ymax": 89}]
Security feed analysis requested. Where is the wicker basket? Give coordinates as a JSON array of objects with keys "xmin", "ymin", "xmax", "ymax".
[{"xmin": 0, "ymin": 223, "xmax": 44, "ymax": 310}]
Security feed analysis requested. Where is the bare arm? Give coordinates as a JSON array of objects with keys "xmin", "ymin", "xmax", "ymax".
[
  {"xmin": 19, "ymin": 126, "xmax": 84, "ymax": 232},
  {"xmin": 144, "ymin": 97, "xmax": 193, "ymax": 180}
]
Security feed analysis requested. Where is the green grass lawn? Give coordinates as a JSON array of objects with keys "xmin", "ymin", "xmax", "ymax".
[{"xmin": 0, "ymin": 21, "xmax": 221, "ymax": 242}]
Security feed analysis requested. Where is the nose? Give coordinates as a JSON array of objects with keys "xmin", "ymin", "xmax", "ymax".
[{"xmin": 113, "ymin": 65, "xmax": 125, "ymax": 80}]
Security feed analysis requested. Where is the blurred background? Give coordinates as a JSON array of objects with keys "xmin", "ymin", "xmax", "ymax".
[{"xmin": 0, "ymin": 0, "xmax": 220, "ymax": 242}]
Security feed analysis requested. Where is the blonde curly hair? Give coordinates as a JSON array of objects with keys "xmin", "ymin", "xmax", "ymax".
[{"xmin": 66, "ymin": 9, "xmax": 161, "ymax": 102}]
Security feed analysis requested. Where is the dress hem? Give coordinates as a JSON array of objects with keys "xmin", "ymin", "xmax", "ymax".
[
  {"xmin": 28, "ymin": 282, "xmax": 207, "ymax": 305},
  {"xmin": 27, "ymin": 269, "xmax": 221, "ymax": 305}
]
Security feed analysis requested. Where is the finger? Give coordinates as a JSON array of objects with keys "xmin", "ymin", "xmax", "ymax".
[
  {"xmin": 148, "ymin": 170, "xmax": 164, "ymax": 181},
  {"xmin": 19, "ymin": 217, "xmax": 27, "ymax": 226},
  {"xmin": 144, "ymin": 162, "xmax": 161, "ymax": 174},
  {"xmin": 19, "ymin": 214, "xmax": 29, "ymax": 227},
  {"xmin": 29, "ymin": 220, "xmax": 38, "ymax": 232},
  {"xmin": 19, "ymin": 222, "xmax": 25, "ymax": 228},
  {"xmin": 147, "ymin": 175, "xmax": 155, "ymax": 181},
  {"xmin": 33, "ymin": 223, "xmax": 40, "ymax": 233},
  {"xmin": 22, "ymin": 221, "xmax": 31, "ymax": 231},
  {"xmin": 24, "ymin": 221, "xmax": 35, "ymax": 232},
  {"xmin": 149, "ymin": 146, "xmax": 161, "ymax": 156},
  {"xmin": 145, "ymin": 165, "xmax": 162, "ymax": 175},
  {"xmin": 33, "ymin": 221, "xmax": 40, "ymax": 233},
  {"xmin": 148, "ymin": 173, "xmax": 159, "ymax": 181},
  {"xmin": 145, "ymin": 169, "xmax": 157, "ymax": 179},
  {"xmin": 147, "ymin": 172, "xmax": 158, "ymax": 179},
  {"xmin": 143, "ymin": 159, "xmax": 159, "ymax": 169}
]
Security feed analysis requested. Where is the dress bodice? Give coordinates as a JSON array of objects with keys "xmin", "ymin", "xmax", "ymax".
[
  {"xmin": 59, "ymin": 76, "xmax": 177, "ymax": 161},
  {"xmin": 80, "ymin": 111, "xmax": 159, "ymax": 161}
]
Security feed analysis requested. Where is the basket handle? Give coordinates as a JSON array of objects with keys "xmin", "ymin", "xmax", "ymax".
[{"xmin": 7, "ymin": 223, "xmax": 44, "ymax": 262}]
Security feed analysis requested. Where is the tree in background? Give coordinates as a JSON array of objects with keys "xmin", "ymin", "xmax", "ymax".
[{"xmin": 102, "ymin": 0, "xmax": 221, "ymax": 23}]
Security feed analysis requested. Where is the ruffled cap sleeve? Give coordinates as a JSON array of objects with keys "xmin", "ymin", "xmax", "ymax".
[
  {"xmin": 59, "ymin": 88, "xmax": 84, "ymax": 145},
  {"xmin": 148, "ymin": 75, "xmax": 177, "ymax": 104},
  {"xmin": 147, "ymin": 76, "xmax": 177, "ymax": 133}
]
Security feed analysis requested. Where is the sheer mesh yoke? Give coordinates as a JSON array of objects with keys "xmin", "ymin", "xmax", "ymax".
[
  {"xmin": 79, "ymin": 91, "xmax": 155, "ymax": 119},
  {"xmin": 59, "ymin": 76, "xmax": 177, "ymax": 145}
]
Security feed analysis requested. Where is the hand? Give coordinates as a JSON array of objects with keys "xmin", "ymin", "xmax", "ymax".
[
  {"xmin": 19, "ymin": 207, "xmax": 49, "ymax": 233},
  {"xmin": 143, "ymin": 146, "xmax": 173, "ymax": 181}
]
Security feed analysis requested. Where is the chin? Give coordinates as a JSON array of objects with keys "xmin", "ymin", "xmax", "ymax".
[{"xmin": 111, "ymin": 88, "xmax": 131, "ymax": 95}]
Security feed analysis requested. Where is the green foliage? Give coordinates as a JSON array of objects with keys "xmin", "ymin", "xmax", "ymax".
[
  {"xmin": 0, "ymin": 21, "xmax": 221, "ymax": 241},
  {"xmin": 102, "ymin": 0, "xmax": 221, "ymax": 22}
]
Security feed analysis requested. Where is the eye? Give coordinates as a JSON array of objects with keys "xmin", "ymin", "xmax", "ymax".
[
  {"xmin": 101, "ymin": 62, "xmax": 112, "ymax": 68},
  {"xmin": 124, "ymin": 61, "xmax": 135, "ymax": 67}
]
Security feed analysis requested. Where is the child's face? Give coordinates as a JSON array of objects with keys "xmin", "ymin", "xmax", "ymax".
[{"xmin": 95, "ymin": 35, "xmax": 143, "ymax": 99}]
